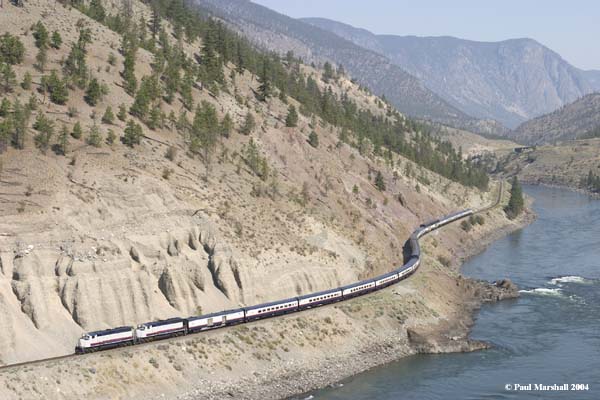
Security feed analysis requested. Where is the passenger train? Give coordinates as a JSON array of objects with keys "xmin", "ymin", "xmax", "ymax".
[{"xmin": 75, "ymin": 209, "xmax": 473, "ymax": 354}]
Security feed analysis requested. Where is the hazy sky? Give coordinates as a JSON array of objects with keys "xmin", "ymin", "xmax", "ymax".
[{"xmin": 252, "ymin": 0, "xmax": 599, "ymax": 71}]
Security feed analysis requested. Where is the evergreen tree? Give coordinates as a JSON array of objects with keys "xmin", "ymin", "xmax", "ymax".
[
  {"xmin": 35, "ymin": 45, "xmax": 47, "ymax": 71},
  {"xmin": 11, "ymin": 99, "xmax": 29, "ymax": 149},
  {"xmin": 87, "ymin": 0, "xmax": 106, "ymax": 22},
  {"xmin": 63, "ymin": 26, "xmax": 91, "ymax": 88},
  {"xmin": 50, "ymin": 31, "xmax": 62, "ymax": 49},
  {"xmin": 123, "ymin": 119, "xmax": 142, "ymax": 147},
  {"xmin": 191, "ymin": 101, "xmax": 220, "ymax": 177},
  {"xmin": 220, "ymin": 112, "xmax": 233, "ymax": 138},
  {"xmin": 106, "ymin": 129, "xmax": 116, "ymax": 145},
  {"xmin": 257, "ymin": 58, "xmax": 271, "ymax": 101},
  {"xmin": 0, "ymin": 98, "xmax": 10, "ymax": 117},
  {"xmin": 46, "ymin": 70, "xmax": 69, "ymax": 105},
  {"xmin": 0, "ymin": 33, "xmax": 25, "ymax": 65},
  {"xmin": 374, "ymin": 171, "xmax": 386, "ymax": 192},
  {"xmin": 0, "ymin": 62, "xmax": 16, "ymax": 93},
  {"xmin": 33, "ymin": 113, "xmax": 54, "ymax": 153},
  {"xmin": 57, "ymin": 124, "xmax": 69, "ymax": 155},
  {"xmin": 101, "ymin": 106, "xmax": 115, "ymax": 124},
  {"xmin": 285, "ymin": 104, "xmax": 298, "ymax": 127},
  {"xmin": 322, "ymin": 61, "xmax": 334, "ymax": 82},
  {"xmin": 21, "ymin": 71, "xmax": 32, "ymax": 90},
  {"xmin": 308, "ymin": 131, "xmax": 319, "ymax": 148},
  {"xmin": 33, "ymin": 21, "xmax": 49, "ymax": 49},
  {"xmin": 117, "ymin": 103, "xmax": 127, "ymax": 121},
  {"xmin": 87, "ymin": 123, "xmax": 102, "ymax": 147},
  {"xmin": 84, "ymin": 77, "xmax": 102, "ymax": 106},
  {"xmin": 505, "ymin": 176, "xmax": 524, "ymax": 219},
  {"xmin": 71, "ymin": 121, "xmax": 83, "ymax": 139},
  {"xmin": 240, "ymin": 112, "xmax": 255, "ymax": 135}
]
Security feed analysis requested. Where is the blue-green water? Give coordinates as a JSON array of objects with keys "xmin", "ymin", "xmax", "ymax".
[{"xmin": 307, "ymin": 186, "xmax": 600, "ymax": 400}]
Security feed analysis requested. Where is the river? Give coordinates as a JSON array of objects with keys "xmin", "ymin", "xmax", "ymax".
[{"xmin": 306, "ymin": 185, "xmax": 600, "ymax": 400}]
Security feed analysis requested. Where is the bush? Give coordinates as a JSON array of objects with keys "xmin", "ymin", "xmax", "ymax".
[{"xmin": 460, "ymin": 220, "xmax": 472, "ymax": 232}]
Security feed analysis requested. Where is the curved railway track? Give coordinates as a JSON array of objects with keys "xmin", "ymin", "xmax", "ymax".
[{"xmin": 0, "ymin": 181, "xmax": 505, "ymax": 370}]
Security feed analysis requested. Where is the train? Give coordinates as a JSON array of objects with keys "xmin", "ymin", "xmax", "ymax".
[{"xmin": 75, "ymin": 208, "xmax": 473, "ymax": 354}]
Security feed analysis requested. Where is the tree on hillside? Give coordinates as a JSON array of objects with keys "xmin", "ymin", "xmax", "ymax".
[
  {"xmin": 71, "ymin": 121, "xmax": 83, "ymax": 139},
  {"xmin": 257, "ymin": 58, "xmax": 271, "ymax": 101},
  {"xmin": 123, "ymin": 119, "xmax": 142, "ymax": 147},
  {"xmin": 505, "ymin": 176, "xmax": 524, "ymax": 219},
  {"xmin": 0, "ymin": 63, "xmax": 16, "ymax": 93},
  {"xmin": 285, "ymin": 104, "xmax": 298, "ymax": 128},
  {"xmin": 50, "ymin": 31, "xmax": 62, "ymax": 49},
  {"xmin": 220, "ymin": 112, "xmax": 233, "ymax": 138},
  {"xmin": 308, "ymin": 131, "xmax": 319, "ymax": 148},
  {"xmin": 85, "ymin": 77, "xmax": 102, "ymax": 106},
  {"xmin": 375, "ymin": 171, "xmax": 386, "ymax": 192},
  {"xmin": 45, "ymin": 70, "xmax": 69, "ymax": 105},
  {"xmin": 191, "ymin": 101, "xmax": 220, "ymax": 178},
  {"xmin": 10, "ymin": 99, "xmax": 29, "ymax": 149},
  {"xmin": 240, "ymin": 112, "xmax": 255, "ymax": 135},
  {"xmin": 102, "ymin": 106, "xmax": 115, "ymax": 124},
  {"xmin": 0, "ymin": 33, "xmax": 25, "ymax": 64}
]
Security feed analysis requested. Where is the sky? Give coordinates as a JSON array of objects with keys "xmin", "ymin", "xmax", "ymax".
[{"xmin": 252, "ymin": 0, "xmax": 599, "ymax": 71}]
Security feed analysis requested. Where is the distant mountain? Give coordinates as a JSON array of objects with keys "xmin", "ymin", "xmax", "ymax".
[
  {"xmin": 302, "ymin": 17, "xmax": 600, "ymax": 129},
  {"xmin": 192, "ymin": 0, "xmax": 505, "ymax": 136},
  {"xmin": 509, "ymin": 93, "xmax": 600, "ymax": 144}
]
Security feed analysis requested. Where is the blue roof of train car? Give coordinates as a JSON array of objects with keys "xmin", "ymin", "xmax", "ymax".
[{"xmin": 140, "ymin": 317, "xmax": 184, "ymax": 327}]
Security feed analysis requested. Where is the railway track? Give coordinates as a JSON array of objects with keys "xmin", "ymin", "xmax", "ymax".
[{"xmin": 0, "ymin": 182, "xmax": 505, "ymax": 371}]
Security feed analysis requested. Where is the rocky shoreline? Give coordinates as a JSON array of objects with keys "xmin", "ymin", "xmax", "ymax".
[
  {"xmin": 183, "ymin": 208, "xmax": 534, "ymax": 400},
  {"xmin": 0, "ymin": 204, "xmax": 535, "ymax": 400}
]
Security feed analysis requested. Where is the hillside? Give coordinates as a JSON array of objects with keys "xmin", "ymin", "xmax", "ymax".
[
  {"xmin": 498, "ymin": 138, "xmax": 600, "ymax": 194},
  {"xmin": 0, "ymin": 0, "xmax": 501, "ymax": 367},
  {"xmin": 192, "ymin": 0, "xmax": 505, "ymax": 136},
  {"xmin": 510, "ymin": 93, "xmax": 600, "ymax": 144},
  {"xmin": 302, "ymin": 18, "xmax": 600, "ymax": 129}
]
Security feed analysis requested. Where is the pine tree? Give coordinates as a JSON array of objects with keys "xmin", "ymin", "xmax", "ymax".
[
  {"xmin": 117, "ymin": 103, "xmax": 127, "ymax": 121},
  {"xmin": 240, "ymin": 112, "xmax": 255, "ymax": 135},
  {"xmin": 123, "ymin": 119, "xmax": 142, "ymax": 147},
  {"xmin": 87, "ymin": 0, "xmax": 106, "ymax": 22},
  {"xmin": 0, "ymin": 33, "xmax": 25, "ymax": 65},
  {"xmin": 220, "ymin": 112, "xmax": 233, "ymax": 138},
  {"xmin": 323, "ymin": 61, "xmax": 334, "ymax": 82},
  {"xmin": 102, "ymin": 106, "xmax": 115, "ymax": 124},
  {"xmin": 106, "ymin": 129, "xmax": 116, "ymax": 145},
  {"xmin": 308, "ymin": 131, "xmax": 319, "ymax": 148},
  {"xmin": 21, "ymin": 71, "xmax": 32, "ymax": 90},
  {"xmin": 285, "ymin": 104, "xmax": 298, "ymax": 127},
  {"xmin": 58, "ymin": 124, "xmax": 69, "ymax": 155},
  {"xmin": 0, "ymin": 62, "xmax": 17, "ymax": 93},
  {"xmin": 505, "ymin": 176, "xmax": 524, "ymax": 219},
  {"xmin": 46, "ymin": 70, "xmax": 69, "ymax": 105},
  {"xmin": 33, "ymin": 113, "xmax": 54, "ymax": 153},
  {"xmin": 71, "ymin": 121, "xmax": 83, "ymax": 139},
  {"xmin": 50, "ymin": 31, "xmax": 62, "ymax": 49},
  {"xmin": 33, "ymin": 21, "xmax": 49, "ymax": 49},
  {"xmin": 87, "ymin": 123, "xmax": 102, "ymax": 147},
  {"xmin": 85, "ymin": 77, "xmax": 102, "ymax": 106},
  {"xmin": 11, "ymin": 99, "xmax": 29, "ymax": 149},
  {"xmin": 374, "ymin": 171, "xmax": 386, "ymax": 192},
  {"xmin": 257, "ymin": 58, "xmax": 271, "ymax": 101},
  {"xmin": 0, "ymin": 98, "xmax": 10, "ymax": 117}
]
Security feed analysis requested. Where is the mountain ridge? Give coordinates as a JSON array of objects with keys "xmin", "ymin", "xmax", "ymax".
[
  {"xmin": 301, "ymin": 17, "xmax": 600, "ymax": 129},
  {"xmin": 193, "ymin": 0, "xmax": 506, "ymax": 136}
]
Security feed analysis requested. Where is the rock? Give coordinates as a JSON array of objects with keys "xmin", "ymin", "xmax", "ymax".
[
  {"xmin": 496, "ymin": 278, "xmax": 517, "ymax": 291},
  {"xmin": 130, "ymin": 246, "xmax": 141, "ymax": 263},
  {"xmin": 168, "ymin": 240, "xmax": 179, "ymax": 257}
]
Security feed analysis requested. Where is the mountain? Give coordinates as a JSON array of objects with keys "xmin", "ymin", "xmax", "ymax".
[
  {"xmin": 509, "ymin": 93, "xmax": 600, "ymax": 144},
  {"xmin": 192, "ymin": 0, "xmax": 505, "ymax": 136},
  {"xmin": 302, "ymin": 17, "xmax": 600, "ymax": 129}
]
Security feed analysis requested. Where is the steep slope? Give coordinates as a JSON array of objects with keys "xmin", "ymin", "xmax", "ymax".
[
  {"xmin": 510, "ymin": 93, "xmax": 600, "ymax": 144},
  {"xmin": 303, "ymin": 17, "xmax": 600, "ymax": 129},
  {"xmin": 192, "ymin": 0, "xmax": 504, "ymax": 136},
  {"xmin": 0, "ymin": 0, "xmax": 494, "ymax": 366}
]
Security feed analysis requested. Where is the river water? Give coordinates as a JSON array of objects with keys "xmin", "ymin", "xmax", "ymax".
[{"xmin": 307, "ymin": 185, "xmax": 600, "ymax": 400}]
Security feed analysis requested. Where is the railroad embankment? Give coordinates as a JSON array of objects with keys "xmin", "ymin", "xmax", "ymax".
[{"xmin": 0, "ymin": 186, "xmax": 533, "ymax": 400}]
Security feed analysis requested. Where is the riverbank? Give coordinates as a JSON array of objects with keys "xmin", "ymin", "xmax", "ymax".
[{"xmin": 0, "ymin": 187, "xmax": 534, "ymax": 400}]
